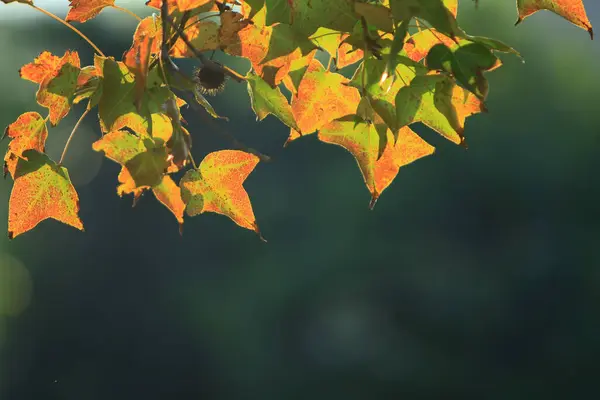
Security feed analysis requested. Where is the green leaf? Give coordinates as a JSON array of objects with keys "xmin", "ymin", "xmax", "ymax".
[
  {"xmin": 261, "ymin": 23, "xmax": 317, "ymax": 64},
  {"xmin": 247, "ymin": 72, "xmax": 299, "ymax": 131},
  {"xmin": 92, "ymin": 129, "xmax": 169, "ymax": 192},
  {"xmin": 266, "ymin": 0, "xmax": 357, "ymax": 36},
  {"xmin": 319, "ymin": 115, "xmax": 434, "ymax": 208},
  {"xmin": 354, "ymin": 2, "xmax": 394, "ymax": 33},
  {"xmin": 426, "ymin": 42, "xmax": 497, "ymax": 99},
  {"xmin": 98, "ymin": 58, "xmax": 172, "ymax": 138},
  {"xmin": 395, "ymin": 74, "xmax": 484, "ymax": 145},
  {"xmin": 389, "ymin": 0, "xmax": 461, "ymax": 37}
]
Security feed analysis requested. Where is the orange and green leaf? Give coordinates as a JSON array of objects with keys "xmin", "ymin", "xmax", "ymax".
[
  {"xmin": 65, "ymin": 0, "xmax": 115, "ymax": 23},
  {"xmin": 516, "ymin": 0, "xmax": 593, "ymax": 39},
  {"xmin": 319, "ymin": 116, "xmax": 435, "ymax": 208},
  {"xmin": 180, "ymin": 150, "xmax": 262, "ymax": 236},
  {"xmin": 3, "ymin": 112, "xmax": 48, "ymax": 178},
  {"xmin": 19, "ymin": 51, "xmax": 61, "ymax": 84},
  {"xmin": 395, "ymin": 74, "xmax": 484, "ymax": 145},
  {"xmin": 152, "ymin": 175, "xmax": 185, "ymax": 225},
  {"xmin": 8, "ymin": 150, "xmax": 83, "ymax": 239},
  {"xmin": 287, "ymin": 60, "xmax": 360, "ymax": 143},
  {"xmin": 22, "ymin": 50, "xmax": 81, "ymax": 126}
]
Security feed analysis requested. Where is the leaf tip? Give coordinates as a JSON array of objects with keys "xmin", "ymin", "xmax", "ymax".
[
  {"xmin": 254, "ymin": 223, "xmax": 267, "ymax": 243},
  {"xmin": 179, "ymin": 222, "xmax": 184, "ymax": 237},
  {"xmin": 369, "ymin": 193, "xmax": 379, "ymax": 210},
  {"xmin": 589, "ymin": 27, "xmax": 594, "ymax": 40}
]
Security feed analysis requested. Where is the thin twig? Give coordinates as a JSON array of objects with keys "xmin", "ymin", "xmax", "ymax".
[
  {"xmin": 111, "ymin": 5, "xmax": 142, "ymax": 21},
  {"xmin": 59, "ymin": 107, "xmax": 90, "ymax": 165},
  {"xmin": 29, "ymin": 4, "xmax": 105, "ymax": 57}
]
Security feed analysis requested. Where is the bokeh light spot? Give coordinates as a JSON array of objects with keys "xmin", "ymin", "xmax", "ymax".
[{"xmin": 0, "ymin": 254, "xmax": 33, "ymax": 316}]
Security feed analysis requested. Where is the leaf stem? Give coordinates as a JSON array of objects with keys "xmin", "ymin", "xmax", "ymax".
[
  {"xmin": 59, "ymin": 107, "xmax": 90, "ymax": 166},
  {"xmin": 28, "ymin": 4, "xmax": 105, "ymax": 57},
  {"xmin": 111, "ymin": 5, "xmax": 142, "ymax": 21}
]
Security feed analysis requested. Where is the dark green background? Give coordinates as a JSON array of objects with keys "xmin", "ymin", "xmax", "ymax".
[{"xmin": 1, "ymin": 2, "xmax": 600, "ymax": 398}]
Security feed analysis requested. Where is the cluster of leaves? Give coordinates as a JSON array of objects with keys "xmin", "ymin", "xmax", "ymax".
[{"xmin": 0, "ymin": 0, "xmax": 594, "ymax": 239}]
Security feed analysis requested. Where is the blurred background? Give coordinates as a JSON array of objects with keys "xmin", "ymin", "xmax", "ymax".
[{"xmin": 1, "ymin": 1, "xmax": 600, "ymax": 398}]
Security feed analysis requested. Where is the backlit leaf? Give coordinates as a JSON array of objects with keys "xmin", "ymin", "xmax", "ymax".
[
  {"xmin": 395, "ymin": 74, "xmax": 484, "ymax": 145},
  {"xmin": 65, "ymin": 0, "xmax": 115, "ymax": 23},
  {"xmin": 98, "ymin": 58, "xmax": 173, "ymax": 137},
  {"xmin": 319, "ymin": 116, "xmax": 434, "ymax": 208},
  {"xmin": 246, "ymin": 72, "xmax": 299, "ymax": 131},
  {"xmin": 516, "ymin": 0, "xmax": 593, "ymax": 39},
  {"xmin": 426, "ymin": 42, "xmax": 497, "ymax": 99},
  {"xmin": 35, "ymin": 51, "xmax": 81, "ymax": 126},
  {"xmin": 152, "ymin": 175, "xmax": 185, "ymax": 225},
  {"xmin": 287, "ymin": 60, "xmax": 361, "ymax": 143},
  {"xmin": 3, "ymin": 112, "xmax": 48, "ymax": 178},
  {"xmin": 8, "ymin": 150, "xmax": 83, "ymax": 239},
  {"xmin": 19, "ymin": 51, "xmax": 61, "ymax": 84},
  {"xmin": 180, "ymin": 150, "xmax": 262, "ymax": 236},
  {"xmin": 92, "ymin": 129, "xmax": 169, "ymax": 194}
]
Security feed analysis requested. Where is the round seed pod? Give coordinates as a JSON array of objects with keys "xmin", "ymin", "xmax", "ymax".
[{"xmin": 193, "ymin": 64, "xmax": 227, "ymax": 96}]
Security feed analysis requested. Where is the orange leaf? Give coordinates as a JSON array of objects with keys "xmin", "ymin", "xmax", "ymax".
[
  {"xmin": 145, "ymin": 0, "xmax": 214, "ymax": 12},
  {"xmin": 130, "ymin": 17, "xmax": 162, "ymax": 57},
  {"xmin": 336, "ymin": 42, "xmax": 363, "ymax": 69},
  {"xmin": 35, "ymin": 51, "xmax": 81, "ymax": 126},
  {"xmin": 123, "ymin": 32, "xmax": 154, "ymax": 111},
  {"xmin": 223, "ymin": 16, "xmax": 298, "ymax": 86},
  {"xmin": 180, "ymin": 150, "xmax": 262, "ymax": 236},
  {"xmin": 319, "ymin": 117, "xmax": 435, "ymax": 208},
  {"xmin": 152, "ymin": 175, "xmax": 185, "ymax": 225},
  {"xmin": 8, "ymin": 150, "xmax": 83, "ymax": 239},
  {"xmin": 287, "ymin": 59, "xmax": 360, "ymax": 143},
  {"xmin": 171, "ymin": 16, "xmax": 221, "ymax": 57},
  {"xmin": 65, "ymin": 0, "xmax": 115, "ymax": 23},
  {"xmin": 19, "ymin": 51, "xmax": 61, "ymax": 84},
  {"xmin": 3, "ymin": 112, "xmax": 48, "ymax": 178},
  {"xmin": 516, "ymin": 0, "xmax": 593, "ymax": 39}
]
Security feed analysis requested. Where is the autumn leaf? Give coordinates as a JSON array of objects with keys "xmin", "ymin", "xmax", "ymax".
[
  {"xmin": 223, "ymin": 18, "xmax": 298, "ymax": 86},
  {"xmin": 426, "ymin": 42, "xmax": 498, "ymax": 100},
  {"xmin": 19, "ymin": 51, "xmax": 61, "ymax": 84},
  {"xmin": 98, "ymin": 58, "xmax": 173, "ymax": 137},
  {"xmin": 92, "ymin": 129, "xmax": 169, "ymax": 193},
  {"xmin": 65, "ymin": 0, "xmax": 115, "ymax": 23},
  {"xmin": 337, "ymin": 41, "xmax": 363, "ymax": 70},
  {"xmin": 8, "ymin": 150, "xmax": 83, "ymax": 239},
  {"xmin": 395, "ymin": 74, "xmax": 484, "ymax": 145},
  {"xmin": 354, "ymin": 1, "xmax": 394, "ymax": 33},
  {"xmin": 123, "ymin": 30, "xmax": 154, "ymax": 111},
  {"xmin": 389, "ymin": 0, "xmax": 460, "ymax": 38},
  {"xmin": 180, "ymin": 150, "xmax": 263, "ymax": 237},
  {"xmin": 287, "ymin": 60, "xmax": 361, "ymax": 143},
  {"xmin": 516, "ymin": 0, "xmax": 593, "ymax": 39},
  {"xmin": 265, "ymin": 0, "xmax": 357, "ymax": 36},
  {"xmin": 3, "ymin": 112, "xmax": 48, "ymax": 178},
  {"xmin": 246, "ymin": 72, "xmax": 299, "ymax": 131},
  {"xmin": 319, "ymin": 115, "xmax": 435, "ymax": 208},
  {"xmin": 20, "ymin": 50, "xmax": 81, "ymax": 126},
  {"xmin": 145, "ymin": 0, "xmax": 214, "ymax": 12},
  {"xmin": 281, "ymin": 49, "xmax": 316, "ymax": 95},
  {"xmin": 171, "ymin": 15, "xmax": 221, "ymax": 57},
  {"xmin": 349, "ymin": 54, "xmax": 427, "ymax": 137},
  {"xmin": 152, "ymin": 175, "xmax": 185, "ymax": 225}
]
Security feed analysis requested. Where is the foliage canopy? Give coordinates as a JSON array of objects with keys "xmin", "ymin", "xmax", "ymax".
[{"xmin": 0, "ymin": 0, "xmax": 594, "ymax": 239}]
